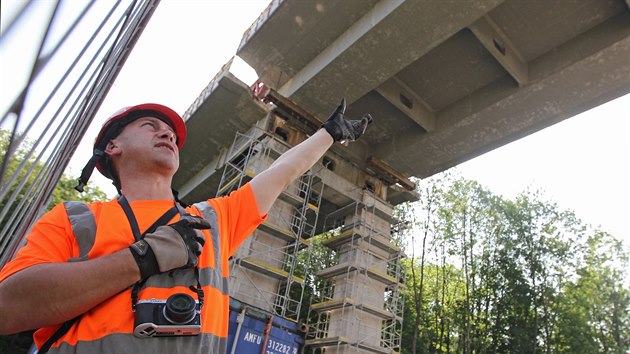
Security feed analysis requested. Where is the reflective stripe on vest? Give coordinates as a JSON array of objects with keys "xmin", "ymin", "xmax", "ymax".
[
  {"xmin": 193, "ymin": 201, "xmax": 229, "ymax": 292},
  {"xmin": 47, "ymin": 332, "xmax": 227, "ymax": 354},
  {"xmin": 64, "ymin": 202, "xmax": 97, "ymax": 262}
]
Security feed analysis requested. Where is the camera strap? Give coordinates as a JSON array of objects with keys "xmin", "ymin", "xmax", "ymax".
[
  {"xmin": 117, "ymin": 195, "xmax": 190, "ymax": 311},
  {"xmin": 190, "ymin": 267, "xmax": 205, "ymax": 308},
  {"xmin": 117, "ymin": 195, "xmax": 185, "ymax": 241}
]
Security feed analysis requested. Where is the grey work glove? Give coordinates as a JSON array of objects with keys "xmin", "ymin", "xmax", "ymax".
[
  {"xmin": 129, "ymin": 215, "xmax": 209, "ymax": 279},
  {"xmin": 322, "ymin": 98, "xmax": 373, "ymax": 143}
]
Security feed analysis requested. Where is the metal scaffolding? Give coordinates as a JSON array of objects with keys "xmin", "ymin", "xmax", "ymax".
[
  {"xmin": 306, "ymin": 193, "xmax": 405, "ymax": 354},
  {"xmin": 194, "ymin": 80, "xmax": 414, "ymax": 353}
]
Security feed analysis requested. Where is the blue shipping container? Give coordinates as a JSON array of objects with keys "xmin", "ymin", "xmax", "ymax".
[{"xmin": 227, "ymin": 298, "xmax": 305, "ymax": 354}]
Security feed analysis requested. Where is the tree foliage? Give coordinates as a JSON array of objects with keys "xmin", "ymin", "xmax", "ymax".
[
  {"xmin": 396, "ymin": 174, "xmax": 630, "ymax": 354},
  {"xmin": 1, "ymin": 129, "xmax": 108, "ymax": 215}
]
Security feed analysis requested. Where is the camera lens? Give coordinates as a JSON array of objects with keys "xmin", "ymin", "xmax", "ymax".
[{"xmin": 163, "ymin": 293, "xmax": 197, "ymax": 324}]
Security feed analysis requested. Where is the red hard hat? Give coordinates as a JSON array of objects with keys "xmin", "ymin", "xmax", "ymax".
[
  {"xmin": 95, "ymin": 103, "xmax": 186, "ymax": 149},
  {"xmin": 94, "ymin": 103, "xmax": 187, "ymax": 177},
  {"xmin": 75, "ymin": 103, "xmax": 187, "ymax": 192}
]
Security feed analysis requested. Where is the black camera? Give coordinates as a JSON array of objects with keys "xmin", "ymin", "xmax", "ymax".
[{"xmin": 133, "ymin": 293, "xmax": 201, "ymax": 337}]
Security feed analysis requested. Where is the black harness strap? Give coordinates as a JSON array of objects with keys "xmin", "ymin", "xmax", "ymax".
[
  {"xmin": 117, "ymin": 195, "xmax": 142, "ymax": 240},
  {"xmin": 118, "ymin": 195, "xmax": 181, "ymax": 240},
  {"xmin": 39, "ymin": 316, "xmax": 79, "ymax": 354}
]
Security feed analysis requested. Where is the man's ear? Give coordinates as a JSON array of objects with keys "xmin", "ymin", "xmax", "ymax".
[{"xmin": 105, "ymin": 140, "xmax": 121, "ymax": 156}]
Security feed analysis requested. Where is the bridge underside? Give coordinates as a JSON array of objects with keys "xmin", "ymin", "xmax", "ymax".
[
  {"xmin": 234, "ymin": 0, "xmax": 630, "ymax": 179},
  {"xmin": 174, "ymin": 0, "xmax": 629, "ymax": 203}
]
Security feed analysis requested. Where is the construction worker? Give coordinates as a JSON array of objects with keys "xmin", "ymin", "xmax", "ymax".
[{"xmin": 0, "ymin": 100, "xmax": 372, "ymax": 353}]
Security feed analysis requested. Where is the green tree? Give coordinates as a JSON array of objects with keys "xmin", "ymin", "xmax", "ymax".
[
  {"xmin": 553, "ymin": 231, "xmax": 630, "ymax": 353},
  {"xmin": 434, "ymin": 177, "xmax": 503, "ymax": 354},
  {"xmin": 1, "ymin": 129, "xmax": 107, "ymax": 223},
  {"xmin": 396, "ymin": 173, "xmax": 629, "ymax": 354},
  {"xmin": 494, "ymin": 190, "xmax": 576, "ymax": 353},
  {"xmin": 403, "ymin": 177, "xmax": 440, "ymax": 354},
  {"xmin": 49, "ymin": 171, "xmax": 109, "ymax": 207}
]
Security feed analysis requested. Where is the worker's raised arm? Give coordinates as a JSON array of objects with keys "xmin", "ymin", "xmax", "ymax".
[{"xmin": 249, "ymin": 99, "xmax": 372, "ymax": 216}]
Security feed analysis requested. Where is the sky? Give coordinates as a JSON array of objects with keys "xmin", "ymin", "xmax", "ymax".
[
  {"xmin": 1, "ymin": 1, "xmax": 628, "ymax": 246},
  {"xmin": 455, "ymin": 95, "xmax": 628, "ymax": 242}
]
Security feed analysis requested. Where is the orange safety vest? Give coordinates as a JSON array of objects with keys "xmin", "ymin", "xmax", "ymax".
[{"xmin": 0, "ymin": 184, "xmax": 265, "ymax": 354}]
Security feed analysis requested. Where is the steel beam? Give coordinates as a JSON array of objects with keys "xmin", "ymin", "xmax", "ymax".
[
  {"xmin": 278, "ymin": 0, "xmax": 405, "ymax": 98},
  {"xmin": 468, "ymin": 15, "xmax": 528, "ymax": 86},
  {"xmin": 375, "ymin": 77, "xmax": 435, "ymax": 132}
]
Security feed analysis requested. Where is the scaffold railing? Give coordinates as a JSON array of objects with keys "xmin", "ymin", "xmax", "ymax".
[{"xmin": 306, "ymin": 189, "xmax": 404, "ymax": 354}]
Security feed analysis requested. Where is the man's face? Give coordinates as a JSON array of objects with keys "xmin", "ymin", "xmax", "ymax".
[{"xmin": 109, "ymin": 116, "xmax": 180, "ymax": 175}]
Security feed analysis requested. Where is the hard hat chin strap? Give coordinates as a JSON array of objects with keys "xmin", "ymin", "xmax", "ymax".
[
  {"xmin": 75, "ymin": 149, "xmax": 105, "ymax": 192},
  {"xmin": 74, "ymin": 113, "xmax": 131, "ymax": 193}
]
